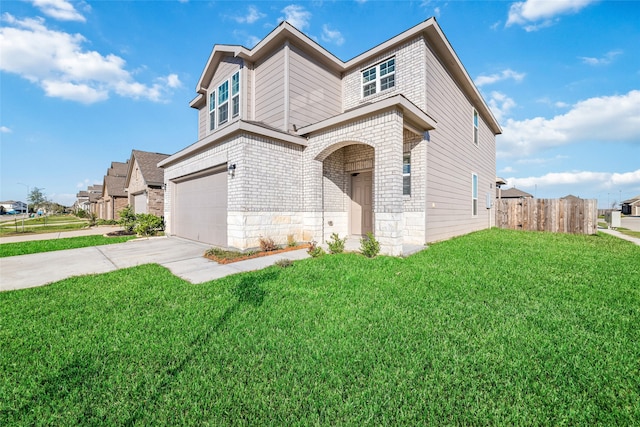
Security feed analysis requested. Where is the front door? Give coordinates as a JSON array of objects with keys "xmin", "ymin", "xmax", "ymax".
[{"xmin": 350, "ymin": 171, "xmax": 373, "ymax": 235}]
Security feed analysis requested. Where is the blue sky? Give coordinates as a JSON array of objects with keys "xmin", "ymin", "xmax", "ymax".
[{"xmin": 1, "ymin": 0, "xmax": 639, "ymax": 209}]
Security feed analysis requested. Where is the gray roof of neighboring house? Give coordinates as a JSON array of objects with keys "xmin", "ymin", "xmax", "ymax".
[
  {"xmin": 622, "ymin": 195, "xmax": 640, "ymax": 204},
  {"xmin": 107, "ymin": 161, "xmax": 128, "ymax": 177},
  {"xmin": 561, "ymin": 194, "xmax": 581, "ymax": 200},
  {"xmin": 130, "ymin": 150, "xmax": 170, "ymax": 187},
  {"xmin": 498, "ymin": 187, "xmax": 534, "ymax": 198},
  {"xmin": 88, "ymin": 185, "xmax": 103, "ymax": 193}
]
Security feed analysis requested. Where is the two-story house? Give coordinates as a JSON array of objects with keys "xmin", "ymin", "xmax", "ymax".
[{"xmin": 159, "ymin": 18, "xmax": 501, "ymax": 255}]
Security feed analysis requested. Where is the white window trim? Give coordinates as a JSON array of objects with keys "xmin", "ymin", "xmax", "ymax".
[
  {"xmin": 472, "ymin": 173, "xmax": 478, "ymax": 217},
  {"xmin": 361, "ymin": 57, "xmax": 396, "ymax": 99},
  {"xmin": 208, "ymin": 70, "xmax": 241, "ymax": 133},
  {"xmin": 473, "ymin": 108, "xmax": 479, "ymax": 146}
]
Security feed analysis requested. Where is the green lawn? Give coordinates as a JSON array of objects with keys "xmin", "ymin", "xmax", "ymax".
[
  {"xmin": 0, "ymin": 234, "xmax": 137, "ymax": 258},
  {"xmin": 1, "ymin": 229, "xmax": 638, "ymax": 425},
  {"xmin": 0, "ymin": 215, "xmax": 89, "ymax": 236}
]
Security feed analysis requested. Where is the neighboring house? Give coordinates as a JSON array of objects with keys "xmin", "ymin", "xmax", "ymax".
[
  {"xmin": 74, "ymin": 191, "xmax": 90, "ymax": 213},
  {"xmin": 99, "ymin": 162, "xmax": 129, "ymax": 220},
  {"xmin": 0, "ymin": 200, "xmax": 27, "ymax": 214},
  {"xmin": 87, "ymin": 185, "xmax": 103, "ymax": 216},
  {"xmin": 124, "ymin": 150, "xmax": 170, "ymax": 216},
  {"xmin": 561, "ymin": 194, "xmax": 582, "ymax": 201},
  {"xmin": 498, "ymin": 187, "xmax": 534, "ymax": 199},
  {"xmin": 621, "ymin": 196, "xmax": 640, "ymax": 216},
  {"xmin": 159, "ymin": 18, "xmax": 502, "ymax": 255}
]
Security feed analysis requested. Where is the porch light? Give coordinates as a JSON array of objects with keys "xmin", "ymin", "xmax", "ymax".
[{"xmin": 228, "ymin": 163, "xmax": 236, "ymax": 176}]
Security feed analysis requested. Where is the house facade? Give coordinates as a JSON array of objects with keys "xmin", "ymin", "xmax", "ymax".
[
  {"xmin": 622, "ymin": 196, "xmax": 640, "ymax": 216},
  {"xmin": 124, "ymin": 150, "xmax": 170, "ymax": 216},
  {"xmin": 159, "ymin": 18, "xmax": 501, "ymax": 255},
  {"xmin": 99, "ymin": 162, "xmax": 129, "ymax": 220}
]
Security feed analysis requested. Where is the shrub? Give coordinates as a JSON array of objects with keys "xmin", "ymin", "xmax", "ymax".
[
  {"xmin": 76, "ymin": 209, "xmax": 87, "ymax": 218},
  {"xmin": 326, "ymin": 233, "xmax": 346, "ymax": 254},
  {"xmin": 360, "ymin": 232, "xmax": 380, "ymax": 258},
  {"xmin": 307, "ymin": 240, "xmax": 325, "ymax": 258},
  {"xmin": 259, "ymin": 236, "xmax": 279, "ymax": 252},
  {"xmin": 133, "ymin": 214, "xmax": 164, "ymax": 237},
  {"xmin": 118, "ymin": 205, "xmax": 137, "ymax": 232},
  {"xmin": 88, "ymin": 212, "xmax": 97, "ymax": 227},
  {"xmin": 287, "ymin": 234, "xmax": 297, "ymax": 247}
]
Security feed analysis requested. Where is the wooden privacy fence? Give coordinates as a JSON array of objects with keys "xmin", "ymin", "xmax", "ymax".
[{"xmin": 495, "ymin": 198, "xmax": 598, "ymax": 235}]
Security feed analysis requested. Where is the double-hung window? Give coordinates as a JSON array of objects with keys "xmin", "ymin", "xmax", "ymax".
[
  {"xmin": 218, "ymin": 81, "xmax": 229, "ymax": 125},
  {"xmin": 208, "ymin": 71, "xmax": 241, "ymax": 132},
  {"xmin": 472, "ymin": 173, "xmax": 478, "ymax": 216},
  {"xmin": 209, "ymin": 92, "xmax": 216, "ymax": 131},
  {"xmin": 473, "ymin": 109, "xmax": 479, "ymax": 146},
  {"xmin": 362, "ymin": 57, "xmax": 395, "ymax": 98},
  {"xmin": 231, "ymin": 72, "xmax": 240, "ymax": 118},
  {"xmin": 403, "ymin": 153, "xmax": 411, "ymax": 196}
]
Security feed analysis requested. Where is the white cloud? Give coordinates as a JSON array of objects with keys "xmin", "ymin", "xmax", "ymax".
[
  {"xmin": 0, "ymin": 126, "xmax": 12, "ymax": 133},
  {"xmin": 507, "ymin": 169, "xmax": 640, "ymax": 191},
  {"xmin": 475, "ymin": 69, "xmax": 525, "ymax": 87},
  {"xmin": 234, "ymin": 6, "xmax": 265, "ymax": 24},
  {"xmin": 0, "ymin": 13, "xmax": 180, "ymax": 104},
  {"xmin": 321, "ymin": 24, "xmax": 344, "ymax": 46},
  {"xmin": 506, "ymin": 0, "xmax": 597, "ymax": 31},
  {"xmin": 30, "ymin": 0, "xmax": 87, "ymax": 22},
  {"xmin": 580, "ymin": 49, "xmax": 622, "ymax": 66},
  {"xmin": 280, "ymin": 5, "xmax": 311, "ymax": 30},
  {"xmin": 488, "ymin": 91, "xmax": 516, "ymax": 124},
  {"xmin": 500, "ymin": 166, "xmax": 515, "ymax": 173},
  {"xmin": 498, "ymin": 90, "xmax": 640, "ymax": 158}
]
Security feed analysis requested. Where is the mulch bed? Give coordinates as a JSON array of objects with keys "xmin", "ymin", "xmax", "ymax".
[
  {"xmin": 105, "ymin": 230, "xmax": 136, "ymax": 237},
  {"xmin": 204, "ymin": 243, "xmax": 310, "ymax": 264}
]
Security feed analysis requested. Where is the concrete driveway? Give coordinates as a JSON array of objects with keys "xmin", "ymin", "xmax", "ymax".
[
  {"xmin": 621, "ymin": 216, "xmax": 640, "ymax": 232},
  {"xmin": 1, "ymin": 236, "xmax": 310, "ymax": 292}
]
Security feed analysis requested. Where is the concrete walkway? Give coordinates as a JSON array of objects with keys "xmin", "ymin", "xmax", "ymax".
[
  {"xmin": 598, "ymin": 227, "xmax": 640, "ymax": 246},
  {"xmin": 1, "ymin": 231, "xmax": 310, "ymax": 292}
]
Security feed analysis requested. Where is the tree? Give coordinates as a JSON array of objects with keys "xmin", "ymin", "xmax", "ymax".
[{"xmin": 28, "ymin": 187, "xmax": 46, "ymax": 212}]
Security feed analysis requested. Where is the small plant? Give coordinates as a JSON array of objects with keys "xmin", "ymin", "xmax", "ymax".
[
  {"xmin": 287, "ymin": 234, "xmax": 297, "ymax": 247},
  {"xmin": 307, "ymin": 240, "xmax": 325, "ymax": 258},
  {"xmin": 275, "ymin": 259, "xmax": 293, "ymax": 268},
  {"xmin": 88, "ymin": 212, "xmax": 97, "ymax": 227},
  {"xmin": 326, "ymin": 233, "xmax": 346, "ymax": 254},
  {"xmin": 259, "ymin": 236, "xmax": 279, "ymax": 252},
  {"xmin": 360, "ymin": 232, "xmax": 380, "ymax": 258},
  {"xmin": 133, "ymin": 214, "xmax": 164, "ymax": 237},
  {"xmin": 118, "ymin": 205, "xmax": 136, "ymax": 232}
]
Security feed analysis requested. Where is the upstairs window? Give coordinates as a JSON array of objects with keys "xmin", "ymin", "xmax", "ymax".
[
  {"xmin": 208, "ymin": 71, "xmax": 241, "ymax": 132},
  {"xmin": 403, "ymin": 153, "xmax": 411, "ymax": 196},
  {"xmin": 231, "ymin": 72, "xmax": 240, "ymax": 118},
  {"xmin": 473, "ymin": 109, "xmax": 479, "ymax": 146},
  {"xmin": 218, "ymin": 80, "xmax": 229, "ymax": 125},
  {"xmin": 209, "ymin": 92, "xmax": 216, "ymax": 131},
  {"xmin": 362, "ymin": 57, "xmax": 395, "ymax": 98}
]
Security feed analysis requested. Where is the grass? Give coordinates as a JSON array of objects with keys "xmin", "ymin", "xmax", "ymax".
[
  {"xmin": 0, "ymin": 234, "xmax": 137, "ymax": 258},
  {"xmin": 617, "ymin": 227, "xmax": 640, "ymax": 239},
  {"xmin": 1, "ymin": 229, "xmax": 639, "ymax": 425},
  {"xmin": 0, "ymin": 215, "xmax": 89, "ymax": 236}
]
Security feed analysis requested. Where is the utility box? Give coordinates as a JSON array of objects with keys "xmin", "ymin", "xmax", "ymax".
[{"xmin": 605, "ymin": 210, "xmax": 621, "ymax": 229}]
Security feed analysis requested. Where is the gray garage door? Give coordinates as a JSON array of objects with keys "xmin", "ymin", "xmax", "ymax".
[
  {"xmin": 172, "ymin": 166, "xmax": 227, "ymax": 246},
  {"xmin": 133, "ymin": 193, "xmax": 147, "ymax": 214}
]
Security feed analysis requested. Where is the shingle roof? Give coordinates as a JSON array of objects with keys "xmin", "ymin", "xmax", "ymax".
[
  {"xmin": 498, "ymin": 187, "xmax": 534, "ymax": 198},
  {"xmin": 131, "ymin": 150, "xmax": 170, "ymax": 186},
  {"xmin": 104, "ymin": 175, "xmax": 128, "ymax": 197},
  {"xmin": 108, "ymin": 161, "xmax": 128, "ymax": 177}
]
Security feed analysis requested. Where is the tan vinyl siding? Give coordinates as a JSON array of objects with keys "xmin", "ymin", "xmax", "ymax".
[
  {"xmin": 424, "ymin": 41, "xmax": 496, "ymax": 243},
  {"xmin": 289, "ymin": 44, "xmax": 342, "ymax": 129},
  {"xmin": 254, "ymin": 47, "xmax": 286, "ymax": 129},
  {"xmin": 207, "ymin": 56, "xmax": 242, "ymax": 91},
  {"xmin": 197, "ymin": 106, "xmax": 207, "ymax": 140}
]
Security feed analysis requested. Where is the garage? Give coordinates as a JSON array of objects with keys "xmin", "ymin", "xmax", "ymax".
[
  {"xmin": 172, "ymin": 165, "xmax": 228, "ymax": 246},
  {"xmin": 133, "ymin": 192, "xmax": 147, "ymax": 214}
]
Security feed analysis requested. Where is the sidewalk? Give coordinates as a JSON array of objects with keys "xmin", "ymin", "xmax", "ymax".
[
  {"xmin": 598, "ymin": 227, "xmax": 640, "ymax": 246},
  {"xmin": 1, "ymin": 234, "xmax": 310, "ymax": 292}
]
